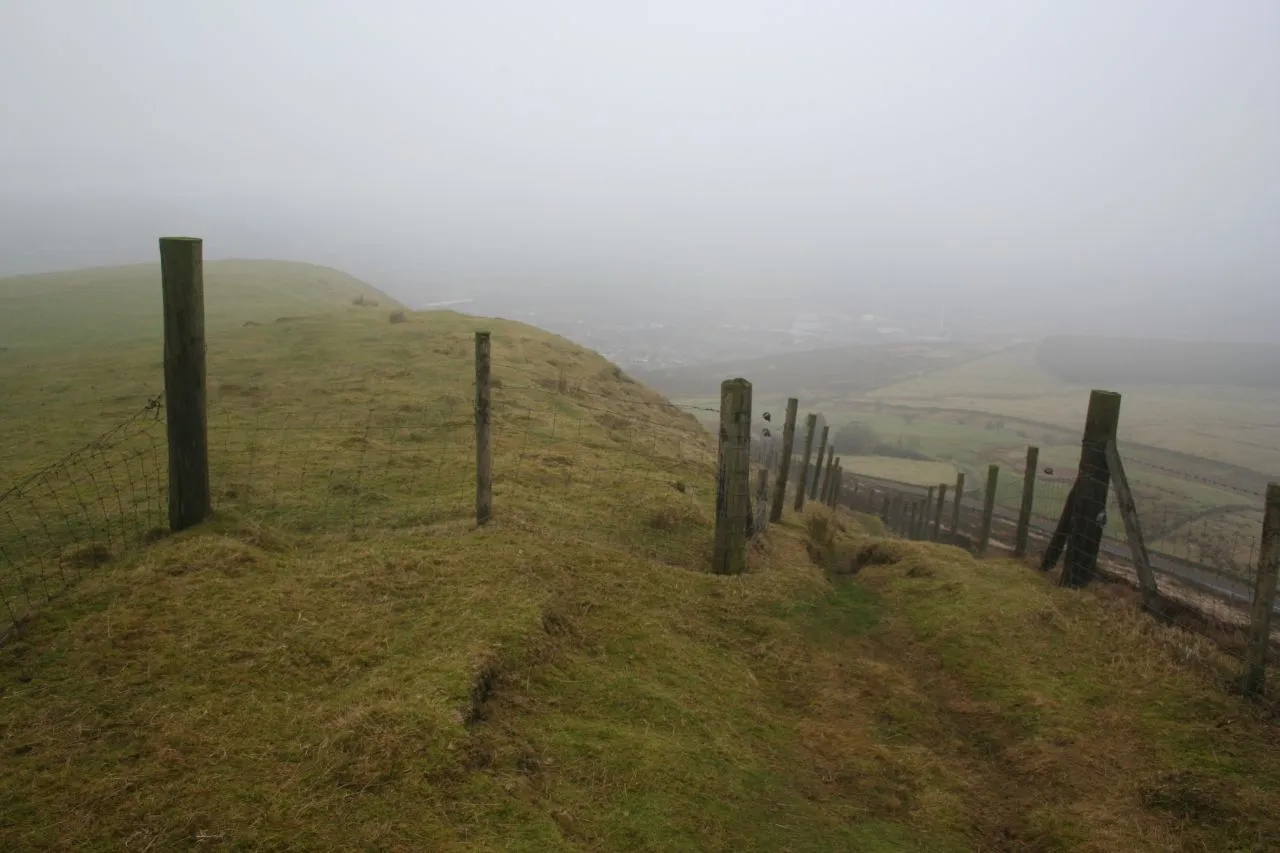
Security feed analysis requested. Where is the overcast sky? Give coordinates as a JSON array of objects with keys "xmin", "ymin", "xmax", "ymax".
[{"xmin": 2, "ymin": 1, "xmax": 1277, "ymax": 335}]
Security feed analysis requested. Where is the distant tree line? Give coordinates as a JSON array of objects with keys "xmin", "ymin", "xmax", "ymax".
[{"xmin": 1037, "ymin": 336, "xmax": 1280, "ymax": 387}]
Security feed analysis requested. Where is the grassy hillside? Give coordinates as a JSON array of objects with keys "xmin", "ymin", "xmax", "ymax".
[
  {"xmin": 3, "ymin": 313, "xmax": 1280, "ymax": 850},
  {"xmin": 0, "ymin": 260, "xmax": 403, "ymax": 349}
]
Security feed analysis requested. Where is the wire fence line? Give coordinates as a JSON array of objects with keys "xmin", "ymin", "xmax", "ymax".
[
  {"xmin": 3, "ymin": 326, "xmax": 1277, "ymax": 697},
  {"xmin": 836, "ymin": 450, "xmax": 1279, "ymax": 680}
]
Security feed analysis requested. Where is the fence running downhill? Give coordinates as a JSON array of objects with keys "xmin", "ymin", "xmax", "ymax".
[{"xmin": 2, "ymin": 235, "xmax": 1277, "ymax": 702}]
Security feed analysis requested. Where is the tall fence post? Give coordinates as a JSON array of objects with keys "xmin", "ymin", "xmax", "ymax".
[
  {"xmin": 932, "ymin": 483, "xmax": 948, "ymax": 541},
  {"xmin": 1014, "ymin": 446, "xmax": 1039, "ymax": 557},
  {"xmin": 1239, "ymin": 484, "xmax": 1280, "ymax": 691},
  {"xmin": 474, "ymin": 331, "xmax": 493, "ymax": 525},
  {"xmin": 949, "ymin": 472, "xmax": 965, "ymax": 542},
  {"xmin": 794, "ymin": 414, "xmax": 817, "ymax": 512},
  {"xmin": 1242, "ymin": 483, "xmax": 1280, "ymax": 697},
  {"xmin": 159, "ymin": 236, "xmax": 211, "ymax": 532},
  {"xmin": 755, "ymin": 467, "xmax": 769, "ymax": 533},
  {"xmin": 821, "ymin": 454, "xmax": 837, "ymax": 504},
  {"xmin": 810, "ymin": 426, "xmax": 830, "ymax": 500},
  {"xmin": 770, "ymin": 398, "xmax": 799, "ymax": 522},
  {"xmin": 978, "ymin": 464, "xmax": 999, "ymax": 556},
  {"xmin": 1062, "ymin": 391, "xmax": 1121, "ymax": 588},
  {"xmin": 713, "ymin": 378, "xmax": 752, "ymax": 575},
  {"xmin": 808, "ymin": 422, "xmax": 829, "ymax": 499}
]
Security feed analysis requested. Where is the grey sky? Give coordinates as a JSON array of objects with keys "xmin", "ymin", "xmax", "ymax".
[{"xmin": 2, "ymin": 1, "xmax": 1277, "ymax": 334}]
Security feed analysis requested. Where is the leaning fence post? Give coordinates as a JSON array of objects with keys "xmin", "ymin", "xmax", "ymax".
[
  {"xmin": 932, "ymin": 483, "xmax": 948, "ymax": 541},
  {"xmin": 159, "ymin": 236, "xmax": 211, "ymax": 532},
  {"xmin": 1105, "ymin": 439, "xmax": 1158, "ymax": 610},
  {"xmin": 1062, "ymin": 391, "xmax": 1121, "ymax": 588},
  {"xmin": 978, "ymin": 464, "xmax": 999, "ymax": 556},
  {"xmin": 810, "ymin": 426, "xmax": 830, "ymax": 500},
  {"xmin": 474, "ymin": 331, "xmax": 493, "ymax": 525},
  {"xmin": 949, "ymin": 472, "xmax": 965, "ymax": 542},
  {"xmin": 770, "ymin": 398, "xmax": 799, "ymax": 522},
  {"xmin": 1015, "ymin": 446, "xmax": 1039, "ymax": 557},
  {"xmin": 713, "ymin": 378, "xmax": 752, "ymax": 574},
  {"xmin": 1242, "ymin": 483, "xmax": 1280, "ymax": 697},
  {"xmin": 794, "ymin": 414, "xmax": 817, "ymax": 512}
]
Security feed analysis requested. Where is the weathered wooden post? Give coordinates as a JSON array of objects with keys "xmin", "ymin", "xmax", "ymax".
[
  {"xmin": 932, "ymin": 483, "xmax": 948, "ymax": 541},
  {"xmin": 713, "ymin": 378, "xmax": 752, "ymax": 575},
  {"xmin": 474, "ymin": 331, "xmax": 493, "ymax": 525},
  {"xmin": 826, "ymin": 460, "xmax": 842, "ymax": 507},
  {"xmin": 755, "ymin": 467, "xmax": 769, "ymax": 533},
  {"xmin": 1105, "ymin": 440, "xmax": 1158, "ymax": 609},
  {"xmin": 794, "ymin": 414, "xmax": 818, "ymax": 512},
  {"xmin": 923, "ymin": 487, "xmax": 935, "ymax": 537},
  {"xmin": 949, "ymin": 472, "xmax": 965, "ymax": 542},
  {"xmin": 810, "ymin": 426, "xmax": 830, "ymax": 500},
  {"xmin": 908, "ymin": 500, "xmax": 920, "ymax": 540},
  {"xmin": 880, "ymin": 492, "xmax": 891, "ymax": 522},
  {"xmin": 978, "ymin": 464, "xmax": 999, "ymax": 556},
  {"xmin": 770, "ymin": 398, "xmax": 799, "ymax": 522},
  {"xmin": 159, "ymin": 236, "xmax": 211, "ymax": 532},
  {"xmin": 1062, "ymin": 391, "xmax": 1121, "ymax": 588},
  {"xmin": 1242, "ymin": 483, "xmax": 1280, "ymax": 696},
  {"xmin": 1014, "ymin": 446, "xmax": 1039, "ymax": 557}
]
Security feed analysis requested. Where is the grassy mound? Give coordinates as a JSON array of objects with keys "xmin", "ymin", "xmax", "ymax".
[
  {"xmin": 0, "ymin": 259, "xmax": 403, "ymax": 349},
  {"xmin": 2, "ymin": 310, "xmax": 1279, "ymax": 851}
]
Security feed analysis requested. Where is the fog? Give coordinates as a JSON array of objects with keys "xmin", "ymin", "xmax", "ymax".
[{"xmin": 3, "ymin": 1, "xmax": 1278, "ymax": 347}]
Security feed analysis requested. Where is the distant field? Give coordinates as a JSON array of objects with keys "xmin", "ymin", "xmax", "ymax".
[
  {"xmin": 0, "ymin": 260, "xmax": 403, "ymax": 349},
  {"xmin": 863, "ymin": 344, "xmax": 1280, "ymax": 477},
  {"xmin": 839, "ymin": 456, "xmax": 956, "ymax": 487},
  {"xmin": 632, "ymin": 340, "xmax": 995, "ymax": 403}
]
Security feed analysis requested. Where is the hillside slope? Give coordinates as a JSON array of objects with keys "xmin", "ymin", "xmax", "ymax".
[
  {"xmin": 0, "ymin": 259, "xmax": 403, "ymax": 349},
  {"xmin": 2, "ymin": 313, "xmax": 1279, "ymax": 851}
]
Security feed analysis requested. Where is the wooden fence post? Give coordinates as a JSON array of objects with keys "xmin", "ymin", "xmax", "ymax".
[
  {"xmin": 1242, "ymin": 483, "xmax": 1280, "ymax": 696},
  {"xmin": 932, "ymin": 483, "xmax": 948, "ymax": 541},
  {"xmin": 1062, "ymin": 391, "xmax": 1121, "ymax": 588},
  {"xmin": 1014, "ymin": 446, "xmax": 1039, "ymax": 557},
  {"xmin": 810, "ymin": 426, "xmax": 830, "ymax": 500},
  {"xmin": 949, "ymin": 472, "xmax": 965, "ymax": 542},
  {"xmin": 159, "ymin": 236, "xmax": 211, "ymax": 532},
  {"xmin": 880, "ymin": 493, "xmax": 891, "ymax": 522},
  {"xmin": 713, "ymin": 378, "xmax": 752, "ymax": 575},
  {"xmin": 923, "ymin": 487, "xmax": 935, "ymax": 537},
  {"xmin": 978, "ymin": 464, "xmax": 999, "ymax": 556},
  {"xmin": 755, "ymin": 467, "xmax": 769, "ymax": 533},
  {"xmin": 474, "ymin": 331, "xmax": 493, "ymax": 525},
  {"xmin": 1105, "ymin": 440, "xmax": 1158, "ymax": 610},
  {"xmin": 770, "ymin": 398, "xmax": 799, "ymax": 522},
  {"xmin": 908, "ymin": 500, "xmax": 920, "ymax": 540},
  {"xmin": 794, "ymin": 414, "xmax": 817, "ymax": 511}
]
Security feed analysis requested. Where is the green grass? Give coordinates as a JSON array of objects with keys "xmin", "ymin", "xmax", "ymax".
[
  {"xmin": 840, "ymin": 456, "xmax": 957, "ymax": 487},
  {"xmin": 0, "ymin": 259, "xmax": 403, "ymax": 349},
  {"xmin": 864, "ymin": 344, "xmax": 1280, "ymax": 477},
  {"xmin": 3, "ymin": 277, "xmax": 1280, "ymax": 850}
]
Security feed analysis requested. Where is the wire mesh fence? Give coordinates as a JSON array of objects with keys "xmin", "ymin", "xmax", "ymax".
[
  {"xmin": 840, "ymin": 451, "xmax": 1277, "ymax": 662},
  {"xmin": 0, "ymin": 397, "xmax": 168, "ymax": 642}
]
